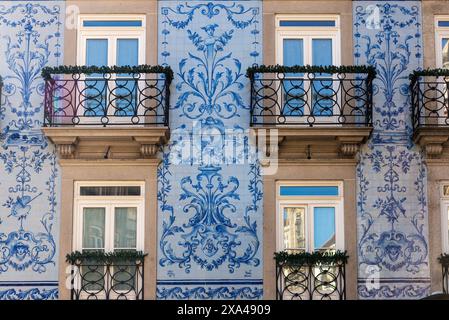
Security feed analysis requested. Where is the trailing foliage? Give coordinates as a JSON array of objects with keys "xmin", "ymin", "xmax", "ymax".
[
  {"xmin": 410, "ymin": 68, "xmax": 449, "ymax": 82},
  {"xmin": 246, "ymin": 65, "xmax": 376, "ymax": 80},
  {"xmin": 41, "ymin": 65, "xmax": 174, "ymax": 84},
  {"xmin": 439, "ymin": 253, "xmax": 449, "ymax": 265},
  {"xmin": 66, "ymin": 250, "xmax": 147, "ymax": 264},
  {"xmin": 274, "ymin": 250, "xmax": 349, "ymax": 265}
]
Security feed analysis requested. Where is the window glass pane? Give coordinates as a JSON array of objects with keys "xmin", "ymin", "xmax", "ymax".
[
  {"xmin": 83, "ymin": 208, "xmax": 106, "ymax": 249},
  {"xmin": 85, "ymin": 39, "xmax": 108, "ymax": 117},
  {"xmin": 311, "ymin": 39, "xmax": 334, "ymax": 116},
  {"xmin": 313, "ymin": 207, "xmax": 335, "ymax": 250},
  {"xmin": 114, "ymin": 207, "xmax": 137, "ymax": 249},
  {"xmin": 312, "ymin": 39, "xmax": 333, "ymax": 66},
  {"xmin": 280, "ymin": 186, "xmax": 339, "ymax": 197},
  {"xmin": 444, "ymin": 185, "xmax": 449, "ymax": 196},
  {"xmin": 86, "ymin": 39, "xmax": 108, "ymax": 67},
  {"xmin": 283, "ymin": 207, "xmax": 306, "ymax": 250},
  {"xmin": 116, "ymin": 39, "xmax": 139, "ymax": 116},
  {"xmin": 80, "ymin": 186, "xmax": 141, "ymax": 196},
  {"xmin": 283, "ymin": 39, "xmax": 304, "ymax": 67},
  {"xmin": 442, "ymin": 38, "xmax": 449, "ymax": 69},
  {"xmin": 117, "ymin": 39, "xmax": 139, "ymax": 67},
  {"xmin": 283, "ymin": 39, "xmax": 305, "ymax": 116}
]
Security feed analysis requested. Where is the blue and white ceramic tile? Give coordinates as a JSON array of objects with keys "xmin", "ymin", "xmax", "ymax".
[
  {"xmin": 353, "ymin": 1, "xmax": 431, "ymax": 299},
  {"xmin": 157, "ymin": 0, "xmax": 263, "ymax": 300},
  {"xmin": 0, "ymin": 1, "xmax": 64, "ymax": 299}
]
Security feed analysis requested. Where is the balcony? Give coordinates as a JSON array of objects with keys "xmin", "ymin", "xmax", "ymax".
[
  {"xmin": 67, "ymin": 251, "xmax": 146, "ymax": 300},
  {"xmin": 41, "ymin": 65, "xmax": 172, "ymax": 159},
  {"xmin": 275, "ymin": 251, "xmax": 348, "ymax": 300},
  {"xmin": 411, "ymin": 70, "xmax": 449, "ymax": 158},
  {"xmin": 248, "ymin": 65, "xmax": 374, "ymax": 159}
]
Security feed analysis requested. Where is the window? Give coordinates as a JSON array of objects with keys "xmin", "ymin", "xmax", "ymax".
[
  {"xmin": 77, "ymin": 15, "xmax": 146, "ymax": 119},
  {"xmin": 73, "ymin": 181, "xmax": 145, "ymax": 252},
  {"xmin": 436, "ymin": 17, "xmax": 449, "ymax": 69},
  {"xmin": 441, "ymin": 184, "xmax": 449, "ymax": 254},
  {"xmin": 277, "ymin": 182, "xmax": 344, "ymax": 252},
  {"xmin": 435, "ymin": 17, "xmax": 449, "ymax": 122},
  {"xmin": 78, "ymin": 15, "xmax": 145, "ymax": 68},
  {"xmin": 275, "ymin": 15, "xmax": 340, "ymax": 120},
  {"xmin": 73, "ymin": 181, "xmax": 145, "ymax": 298}
]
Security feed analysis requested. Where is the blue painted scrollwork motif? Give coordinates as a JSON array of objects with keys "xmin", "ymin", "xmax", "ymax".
[
  {"xmin": 0, "ymin": 146, "xmax": 58, "ymax": 273},
  {"xmin": 161, "ymin": 2, "xmax": 259, "ymax": 119},
  {"xmin": 354, "ymin": 3, "xmax": 421, "ymax": 143},
  {"xmin": 0, "ymin": 2, "xmax": 61, "ymax": 282},
  {"xmin": 0, "ymin": 3, "xmax": 62, "ymax": 131},
  {"xmin": 358, "ymin": 146, "xmax": 428, "ymax": 274},
  {"xmin": 159, "ymin": 119, "xmax": 260, "ymax": 273},
  {"xmin": 157, "ymin": 286, "xmax": 263, "ymax": 300}
]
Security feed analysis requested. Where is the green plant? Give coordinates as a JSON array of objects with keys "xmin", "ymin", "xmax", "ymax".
[
  {"xmin": 410, "ymin": 68, "xmax": 449, "ymax": 82},
  {"xmin": 66, "ymin": 250, "xmax": 147, "ymax": 264},
  {"xmin": 274, "ymin": 250, "xmax": 349, "ymax": 265},
  {"xmin": 246, "ymin": 64, "xmax": 376, "ymax": 80},
  {"xmin": 41, "ymin": 65, "xmax": 174, "ymax": 84}
]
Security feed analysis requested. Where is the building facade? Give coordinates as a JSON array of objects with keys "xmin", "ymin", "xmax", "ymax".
[{"xmin": 0, "ymin": 0, "xmax": 449, "ymax": 300}]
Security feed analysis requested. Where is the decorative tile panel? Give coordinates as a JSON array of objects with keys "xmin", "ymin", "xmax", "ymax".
[
  {"xmin": 354, "ymin": 1, "xmax": 431, "ymax": 299},
  {"xmin": 0, "ymin": 1, "xmax": 64, "ymax": 299},
  {"xmin": 157, "ymin": 1, "xmax": 263, "ymax": 300}
]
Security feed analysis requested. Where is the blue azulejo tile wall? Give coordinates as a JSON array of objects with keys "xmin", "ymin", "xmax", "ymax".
[
  {"xmin": 157, "ymin": 1, "xmax": 263, "ymax": 300},
  {"xmin": 0, "ymin": 1, "xmax": 64, "ymax": 299},
  {"xmin": 354, "ymin": 1, "xmax": 431, "ymax": 299}
]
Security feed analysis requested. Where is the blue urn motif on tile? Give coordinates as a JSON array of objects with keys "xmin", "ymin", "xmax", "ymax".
[
  {"xmin": 0, "ymin": 1, "xmax": 63, "ymax": 299},
  {"xmin": 354, "ymin": 1, "xmax": 431, "ymax": 299},
  {"xmin": 157, "ymin": 1, "xmax": 263, "ymax": 300}
]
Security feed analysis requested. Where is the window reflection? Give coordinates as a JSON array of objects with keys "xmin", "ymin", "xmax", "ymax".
[{"xmin": 283, "ymin": 207, "xmax": 306, "ymax": 251}]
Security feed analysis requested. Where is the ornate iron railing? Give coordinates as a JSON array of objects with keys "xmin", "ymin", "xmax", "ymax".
[
  {"xmin": 411, "ymin": 70, "xmax": 449, "ymax": 130},
  {"xmin": 275, "ymin": 251, "xmax": 348, "ymax": 300},
  {"xmin": 42, "ymin": 65, "xmax": 172, "ymax": 127},
  {"xmin": 67, "ymin": 251, "xmax": 146, "ymax": 300},
  {"xmin": 248, "ymin": 65, "xmax": 375, "ymax": 127},
  {"xmin": 440, "ymin": 254, "xmax": 449, "ymax": 294}
]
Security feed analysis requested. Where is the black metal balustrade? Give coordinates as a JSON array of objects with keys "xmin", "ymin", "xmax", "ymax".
[
  {"xmin": 42, "ymin": 65, "xmax": 172, "ymax": 127},
  {"xmin": 440, "ymin": 254, "xmax": 449, "ymax": 294},
  {"xmin": 67, "ymin": 251, "xmax": 146, "ymax": 300},
  {"xmin": 275, "ymin": 251, "xmax": 348, "ymax": 300},
  {"xmin": 411, "ymin": 70, "xmax": 449, "ymax": 130},
  {"xmin": 248, "ymin": 65, "xmax": 375, "ymax": 127}
]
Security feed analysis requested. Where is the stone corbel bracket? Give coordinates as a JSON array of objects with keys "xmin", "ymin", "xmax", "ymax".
[
  {"xmin": 414, "ymin": 128, "xmax": 449, "ymax": 158},
  {"xmin": 42, "ymin": 127, "xmax": 170, "ymax": 160},
  {"xmin": 251, "ymin": 127, "xmax": 372, "ymax": 160}
]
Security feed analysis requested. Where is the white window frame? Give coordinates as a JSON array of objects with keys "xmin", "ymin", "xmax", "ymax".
[
  {"xmin": 440, "ymin": 183, "xmax": 449, "ymax": 254},
  {"xmin": 275, "ymin": 15, "xmax": 341, "ymax": 124},
  {"xmin": 276, "ymin": 181, "xmax": 344, "ymax": 252},
  {"xmin": 434, "ymin": 17, "xmax": 449, "ymax": 123},
  {"xmin": 75, "ymin": 15, "xmax": 147, "ymax": 125},
  {"xmin": 435, "ymin": 16, "xmax": 449, "ymax": 69},
  {"xmin": 73, "ymin": 181, "xmax": 145, "ymax": 252},
  {"xmin": 77, "ymin": 14, "xmax": 146, "ymax": 67}
]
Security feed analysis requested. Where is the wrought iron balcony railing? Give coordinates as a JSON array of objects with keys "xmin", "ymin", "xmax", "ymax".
[
  {"xmin": 42, "ymin": 65, "xmax": 173, "ymax": 127},
  {"xmin": 248, "ymin": 65, "xmax": 375, "ymax": 127},
  {"xmin": 411, "ymin": 70, "xmax": 449, "ymax": 130},
  {"xmin": 440, "ymin": 254, "xmax": 449, "ymax": 294},
  {"xmin": 67, "ymin": 251, "xmax": 146, "ymax": 300},
  {"xmin": 275, "ymin": 251, "xmax": 348, "ymax": 300}
]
